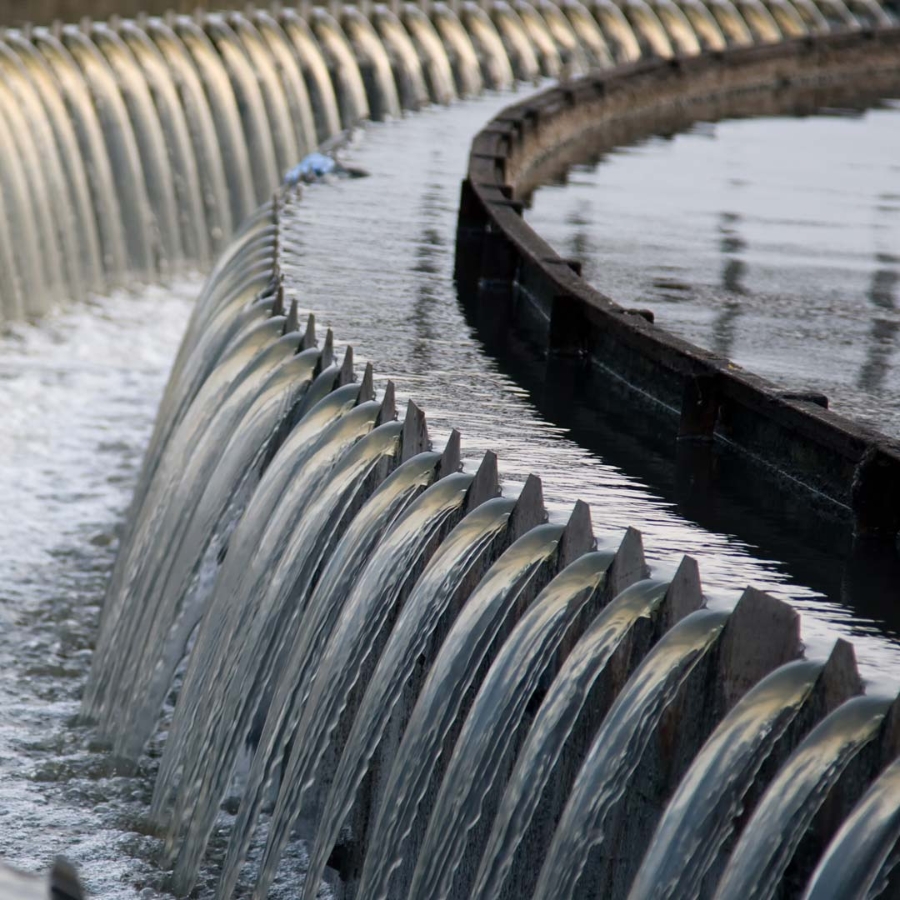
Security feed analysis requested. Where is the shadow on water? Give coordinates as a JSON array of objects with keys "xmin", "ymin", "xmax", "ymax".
[
  {"xmin": 456, "ymin": 284, "xmax": 900, "ymax": 639},
  {"xmin": 460, "ymin": 98, "xmax": 900, "ymax": 641}
]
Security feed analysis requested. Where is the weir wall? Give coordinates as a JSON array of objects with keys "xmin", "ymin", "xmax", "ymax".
[
  {"xmin": 457, "ymin": 29, "xmax": 900, "ymax": 540},
  {"xmin": 2, "ymin": 5, "xmax": 900, "ymax": 897}
]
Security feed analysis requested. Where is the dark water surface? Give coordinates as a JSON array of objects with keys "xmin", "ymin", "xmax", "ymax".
[{"xmin": 527, "ymin": 103, "xmax": 900, "ymax": 437}]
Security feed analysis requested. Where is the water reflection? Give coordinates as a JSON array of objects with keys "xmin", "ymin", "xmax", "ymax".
[
  {"xmin": 857, "ymin": 198, "xmax": 900, "ymax": 393},
  {"xmin": 719, "ymin": 211, "xmax": 746, "ymax": 293},
  {"xmin": 528, "ymin": 104, "xmax": 900, "ymax": 438},
  {"xmin": 565, "ymin": 202, "xmax": 597, "ymax": 265},
  {"xmin": 714, "ymin": 210, "xmax": 745, "ymax": 355},
  {"xmin": 411, "ymin": 177, "xmax": 445, "ymax": 370}
]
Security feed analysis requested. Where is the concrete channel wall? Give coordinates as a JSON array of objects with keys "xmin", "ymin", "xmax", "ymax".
[{"xmin": 456, "ymin": 29, "xmax": 900, "ymax": 541}]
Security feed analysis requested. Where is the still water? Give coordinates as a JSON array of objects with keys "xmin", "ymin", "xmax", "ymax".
[
  {"xmin": 0, "ymin": 92, "xmax": 898, "ymax": 895},
  {"xmin": 527, "ymin": 103, "xmax": 900, "ymax": 436}
]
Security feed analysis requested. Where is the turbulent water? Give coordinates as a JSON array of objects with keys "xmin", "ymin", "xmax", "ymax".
[
  {"xmin": 0, "ymin": 279, "xmax": 197, "ymax": 897},
  {"xmin": 2, "ymin": 91, "xmax": 900, "ymax": 898},
  {"xmin": 526, "ymin": 103, "xmax": 900, "ymax": 437}
]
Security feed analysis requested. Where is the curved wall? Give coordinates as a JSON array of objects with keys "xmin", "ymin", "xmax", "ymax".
[{"xmin": 457, "ymin": 29, "xmax": 900, "ymax": 539}]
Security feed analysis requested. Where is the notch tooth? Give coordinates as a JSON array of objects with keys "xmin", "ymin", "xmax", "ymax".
[
  {"xmin": 607, "ymin": 526, "xmax": 648, "ymax": 598},
  {"xmin": 401, "ymin": 400, "xmax": 430, "ymax": 461},
  {"xmin": 271, "ymin": 283, "xmax": 285, "ymax": 317},
  {"xmin": 508, "ymin": 474, "xmax": 546, "ymax": 539},
  {"xmin": 300, "ymin": 312, "xmax": 316, "ymax": 349},
  {"xmin": 437, "ymin": 429, "xmax": 462, "ymax": 478},
  {"xmin": 284, "ymin": 299, "xmax": 300, "ymax": 335},
  {"xmin": 716, "ymin": 587, "xmax": 802, "ymax": 715},
  {"xmin": 819, "ymin": 638, "xmax": 863, "ymax": 712},
  {"xmin": 338, "ymin": 346, "xmax": 355, "ymax": 386},
  {"xmin": 317, "ymin": 329, "xmax": 334, "ymax": 367},
  {"xmin": 358, "ymin": 363, "xmax": 375, "ymax": 403},
  {"xmin": 559, "ymin": 498, "xmax": 595, "ymax": 568},
  {"xmin": 465, "ymin": 450, "xmax": 500, "ymax": 511},
  {"xmin": 663, "ymin": 555, "xmax": 703, "ymax": 629},
  {"xmin": 375, "ymin": 381, "xmax": 397, "ymax": 425}
]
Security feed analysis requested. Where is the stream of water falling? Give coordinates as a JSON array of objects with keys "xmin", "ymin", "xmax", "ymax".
[{"xmin": 1, "ymin": 88, "xmax": 900, "ymax": 898}]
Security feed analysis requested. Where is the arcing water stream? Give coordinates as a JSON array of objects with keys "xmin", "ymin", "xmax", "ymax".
[
  {"xmin": 0, "ymin": 1, "xmax": 899, "ymax": 898},
  {"xmin": 0, "ymin": 105, "xmax": 884, "ymax": 896}
]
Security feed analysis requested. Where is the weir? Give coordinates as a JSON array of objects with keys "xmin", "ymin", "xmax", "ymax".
[
  {"xmin": 79, "ymin": 177, "xmax": 900, "ymax": 900},
  {"xmin": 1, "ymin": 1, "xmax": 900, "ymax": 899}
]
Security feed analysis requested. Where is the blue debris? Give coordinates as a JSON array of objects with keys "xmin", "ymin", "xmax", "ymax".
[
  {"xmin": 284, "ymin": 146, "xmax": 369, "ymax": 185},
  {"xmin": 284, "ymin": 152, "xmax": 338, "ymax": 185}
]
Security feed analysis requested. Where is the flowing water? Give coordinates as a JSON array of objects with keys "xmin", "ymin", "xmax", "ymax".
[
  {"xmin": 1, "ymin": 2, "xmax": 900, "ymax": 897},
  {"xmin": 530, "ymin": 609, "xmax": 732, "ymax": 900},
  {"xmin": 310, "ymin": 544, "xmax": 617, "ymax": 900},
  {"xmin": 406, "ymin": 551, "xmax": 637, "ymax": 900},
  {"xmin": 354, "ymin": 523, "xmax": 568, "ymax": 900},
  {"xmin": 0, "ymin": 91, "xmax": 898, "ymax": 900},
  {"xmin": 715, "ymin": 694, "xmax": 891, "ymax": 900},
  {"xmin": 212, "ymin": 449, "xmax": 465, "ymax": 900},
  {"xmin": 469, "ymin": 577, "xmax": 675, "ymax": 900},
  {"xmin": 625, "ymin": 658, "xmax": 827, "ymax": 899},
  {"xmin": 802, "ymin": 753, "xmax": 900, "ymax": 899},
  {"xmin": 277, "ymin": 95, "xmax": 900, "ymax": 681}
]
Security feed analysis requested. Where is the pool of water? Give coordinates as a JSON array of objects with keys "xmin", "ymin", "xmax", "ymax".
[
  {"xmin": 0, "ymin": 280, "xmax": 197, "ymax": 896},
  {"xmin": 526, "ymin": 102, "xmax": 900, "ymax": 437}
]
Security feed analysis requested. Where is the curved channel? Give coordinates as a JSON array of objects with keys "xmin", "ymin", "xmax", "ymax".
[{"xmin": 0, "ymin": 3, "xmax": 899, "ymax": 899}]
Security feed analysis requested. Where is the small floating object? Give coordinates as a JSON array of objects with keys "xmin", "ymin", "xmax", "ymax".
[
  {"xmin": 284, "ymin": 150, "xmax": 369, "ymax": 186},
  {"xmin": 285, "ymin": 152, "xmax": 337, "ymax": 183}
]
